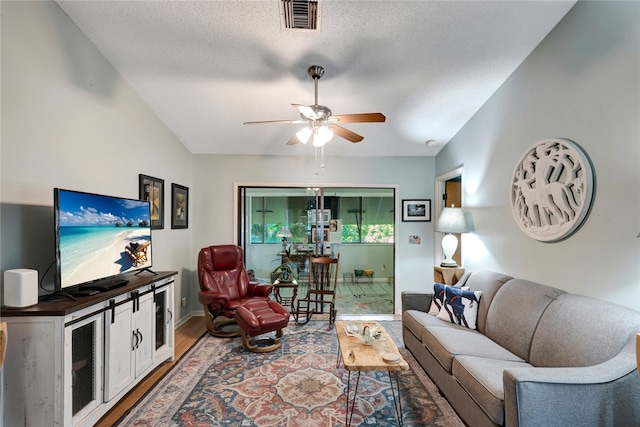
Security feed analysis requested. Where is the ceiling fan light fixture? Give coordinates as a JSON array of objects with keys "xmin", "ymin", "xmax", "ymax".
[
  {"xmin": 296, "ymin": 126, "xmax": 312, "ymax": 144},
  {"xmin": 243, "ymin": 63, "xmax": 385, "ymax": 156},
  {"xmin": 312, "ymin": 126, "xmax": 333, "ymax": 147}
]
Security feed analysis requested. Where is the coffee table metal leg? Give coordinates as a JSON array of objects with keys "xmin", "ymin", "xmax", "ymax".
[
  {"xmin": 388, "ymin": 371, "xmax": 403, "ymax": 426},
  {"xmin": 345, "ymin": 370, "xmax": 361, "ymax": 427},
  {"xmin": 336, "ymin": 338, "xmax": 342, "ymax": 368}
]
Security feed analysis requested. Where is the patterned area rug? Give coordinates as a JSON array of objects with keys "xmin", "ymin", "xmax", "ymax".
[{"xmin": 116, "ymin": 321, "xmax": 463, "ymax": 426}]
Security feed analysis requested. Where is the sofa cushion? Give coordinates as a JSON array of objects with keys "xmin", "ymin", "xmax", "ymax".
[
  {"xmin": 484, "ymin": 279, "xmax": 565, "ymax": 361},
  {"xmin": 422, "ymin": 325, "xmax": 524, "ymax": 373},
  {"xmin": 452, "ymin": 355, "xmax": 533, "ymax": 425},
  {"xmin": 436, "ymin": 286, "xmax": 482, "ymax": 330},
  {"xmin": 459, "ymin": 271, "xmax": 512, "ymax": 334},
  {"xmin": 402, "ymin": 310, "xmax": 451, "ymax": 342},
  {"xmin": 529, "ymin": 294, "xmax": 640, "ymax": 367}
]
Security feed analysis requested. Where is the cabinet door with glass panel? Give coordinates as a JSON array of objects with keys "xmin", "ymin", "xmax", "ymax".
[{"xmin": 153, "ymin": 283, "xmax": 175, "ymax": 363}]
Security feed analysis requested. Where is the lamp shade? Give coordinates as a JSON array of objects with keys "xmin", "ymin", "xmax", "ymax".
[
  {"xmin": 296, "ymin": 126, "xmax": 312, "ymax": 144},
  {"xmin": 436, "ymin": 206, "xmax": 468, "ymax": 268},
  {"xmin": 436, "ymin": 207, "xmax": 468, "ymax": 234},
  {"xmin": 312, "ymin": 126, "xmax": 334, "ymax": 147},
  {"xmin": 277, "ymin": 226, "xmax": 292, "ymax": 238}
]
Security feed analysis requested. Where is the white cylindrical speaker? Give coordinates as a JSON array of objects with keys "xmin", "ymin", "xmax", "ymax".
[{"xmin": 3, "ymin": 269, "xmax": 39, "ymax": 308}]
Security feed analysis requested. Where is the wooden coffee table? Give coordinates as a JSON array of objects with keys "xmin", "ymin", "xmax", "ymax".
[{"xmin": 335, "ymin": 320, "xmax": 409, "ymax": 426}]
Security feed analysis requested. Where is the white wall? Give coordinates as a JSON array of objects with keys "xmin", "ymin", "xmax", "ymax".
[
  {"xmin": 436, "ymin": 1, "xmax": 640, "ymax": 310},
  {"xmin": 1, "ymin": 1, "xmax": 193, "ymax": 320},
  {"xmin": 192, "ymin": 155, "xmax": 436, "ymax": 313}
]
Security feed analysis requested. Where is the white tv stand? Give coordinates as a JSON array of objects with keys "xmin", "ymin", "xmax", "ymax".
[{"xmin": 2, "ymin": 271, "xmax": 177, "ymax": 427}]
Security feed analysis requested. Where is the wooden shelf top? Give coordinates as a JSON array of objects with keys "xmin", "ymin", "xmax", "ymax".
[{"xmin": 1, "ymin": 271, "xmax": 178, "ymax": 317}]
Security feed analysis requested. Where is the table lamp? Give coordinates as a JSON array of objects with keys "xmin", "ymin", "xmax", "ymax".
[
  {"xmin": 278, "ymin": 226, "xmax": 292, "ymax": 251},
  {"xmin": 436, "ymin": 205, "xmax": 468, "ymax": 268}
]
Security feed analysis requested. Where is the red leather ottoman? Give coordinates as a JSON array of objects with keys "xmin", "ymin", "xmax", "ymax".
[{"xmin": 235, "ymin": 300, "xmax": 290, "ymax": 352}]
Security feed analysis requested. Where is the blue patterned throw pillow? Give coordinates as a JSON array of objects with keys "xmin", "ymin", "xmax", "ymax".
[
  {"xmin": 428, "ymin": 283, "xmax": 448, "ymax": 315},
  {"xmin": 436, "ymin": 286, "xmax": 482, "ymax": 329}
]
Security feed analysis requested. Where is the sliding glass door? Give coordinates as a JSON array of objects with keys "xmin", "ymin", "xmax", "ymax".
[{"xmin": 238, "ymin": 186, "xmax": 396, "ymax": 315}]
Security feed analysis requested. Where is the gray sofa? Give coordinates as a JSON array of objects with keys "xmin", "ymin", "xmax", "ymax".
[{"xmin": 402, "ymin": 270, "xmax": 640, "ymax": 427}]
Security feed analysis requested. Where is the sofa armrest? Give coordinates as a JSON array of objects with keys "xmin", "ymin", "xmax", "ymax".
[
  {"xmin": 503, "ymin": 338, "xmax": 640, "ymax": 427},
  {"xmin": 401, "ymin": 291, "xmax": 433, "ymax": 313}
]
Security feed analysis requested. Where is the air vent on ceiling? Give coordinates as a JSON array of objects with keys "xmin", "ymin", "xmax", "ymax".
[{"xmin": 280, "ymin": 0, "xmax": 319, "ymax": 31}]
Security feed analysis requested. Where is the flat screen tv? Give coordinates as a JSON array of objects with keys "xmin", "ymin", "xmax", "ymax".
[{"xmin": 54, "ymin": 188, "xmax": 153, "ymax": 292}]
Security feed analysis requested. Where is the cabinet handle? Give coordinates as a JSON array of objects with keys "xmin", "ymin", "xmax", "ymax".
[
  {"xmin": 137, "ymin": 329, "xmax": 143, "ymax": 345},
  {"xmin": 109, "ymin": 299, "xmax": 116, "ymax": 324},
  {"xmin": 167, "ymin": 308, "xmax": 173, "ymax": 324},
  {"xmin": 131, "ymin": 290, "xmax": 140, "ymax": 312},
  {"xmin": 132, "ymin": 330, "xmax": 138, "ymax": 351}
]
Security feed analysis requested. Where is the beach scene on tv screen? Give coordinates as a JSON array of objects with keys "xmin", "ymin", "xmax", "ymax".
[{"xmin": 57, "ymin": 191, "xmax": 152, "ymax": 287}]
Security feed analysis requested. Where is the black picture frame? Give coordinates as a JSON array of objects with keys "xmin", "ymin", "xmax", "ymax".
[
  {"xmin": 171, "ymin": 183, "xmax": 189, "ymax": 229},
  {"xmin": 402, "ymin": 199, "xmax": 431, "ymax": 222},
  {"xmin": 139, "ymin": 174, "xmax": 164, "ymax": 229}
]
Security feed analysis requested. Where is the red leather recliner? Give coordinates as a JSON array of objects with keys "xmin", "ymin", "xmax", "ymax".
[{"xmin": 198, "ymin": 245, "xmax": 273, "ymax": 337}]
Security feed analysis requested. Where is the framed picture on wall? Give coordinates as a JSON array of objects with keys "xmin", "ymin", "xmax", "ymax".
[
  {"xmin": 171, "ymin": 183, "xmax": 189, "ymax": 229},
  {"xmin": 139, "ymin": 174, "xmax": 164, "ymax": 229},
  {"xmin": 402, "ymin": 199, "xmax": 431, "ymax": 222}
]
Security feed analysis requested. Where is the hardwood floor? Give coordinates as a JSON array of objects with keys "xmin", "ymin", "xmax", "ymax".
[{"xmin": 95, "ymin": 316, "xmax": 206, "ymax": 426}]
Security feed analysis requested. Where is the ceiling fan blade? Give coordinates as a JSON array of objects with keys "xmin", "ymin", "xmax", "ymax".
[
  {"xmin": 329, "ymin": 124, "xmax": 364, "ymax": 143},
  {"xmin": 286, "ymin": 135, "xmax": 300, "ymax": 145},
  {"xmin": 243, "ymin": 119, "xmax": 306, "ymax": 125},
  {"xmin": 291, "ymin": 104, "xmax": 320, "ymax": 120},
  {"xmin": 330, "ymin": 113, "xmax": 386, "ymax": 123}
]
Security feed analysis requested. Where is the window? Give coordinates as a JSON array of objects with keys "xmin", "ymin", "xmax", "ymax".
[
  {"xmin": 249, "ymin": 193, "xmax": 394, "ymax": 245},
  {"xmin": 340, "ymin": 196, "xmax": 394, "ymax": 243},
  {"xmin": 250, "ymin": 196, "xmax": 308, "ymax": 244}
]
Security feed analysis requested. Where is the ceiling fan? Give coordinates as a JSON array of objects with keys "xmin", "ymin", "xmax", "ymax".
[{"xmin": 243, "ymin": 65, "xmax": 386, "ymax": 147}]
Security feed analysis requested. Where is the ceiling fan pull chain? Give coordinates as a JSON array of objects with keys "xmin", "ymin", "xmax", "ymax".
[
  {"xmin": 314, "ymin": 146, "xmax": 319, "ymax": 175},
  {"xmin": 320, "ymin": 145, "xmax": 325, "ymax": 170}
]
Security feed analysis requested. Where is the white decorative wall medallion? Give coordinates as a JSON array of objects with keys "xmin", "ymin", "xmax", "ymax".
[{"xmin": 510, "ymin": 138, "xmax": 594, "ymax": 242}]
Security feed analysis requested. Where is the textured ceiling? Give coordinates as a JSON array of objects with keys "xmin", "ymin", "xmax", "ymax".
[{"xmin": 56, "ymin": 0, "xmax": 576, "ymax": 157}]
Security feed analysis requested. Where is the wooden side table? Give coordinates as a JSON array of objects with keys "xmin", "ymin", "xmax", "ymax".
[
  {"xmin": 273, "ymin": 282, "xmax": 298, "ymax": 312},
  {"xmin": 434, "ymin": 266, "xmax": 465, "ymax": 285}
]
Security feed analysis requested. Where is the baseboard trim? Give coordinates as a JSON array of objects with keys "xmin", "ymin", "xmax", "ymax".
[{"xmin": 175, "ymin": 312, "xmax": 202, "ymax": 328}]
